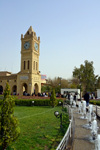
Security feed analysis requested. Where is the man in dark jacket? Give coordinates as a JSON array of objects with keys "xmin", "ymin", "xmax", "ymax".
[{"xmin": 84, "ymin": 92, "xmax": 89, "ymax": 107}]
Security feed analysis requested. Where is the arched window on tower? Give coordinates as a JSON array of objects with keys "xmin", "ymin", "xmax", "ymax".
[
  {"xmin": 28, "ymin": 60, "xmax": 30, "ymax": 69},
  {"xmin": 36, "ymin": 62, "xmax": 38, "ymax": 70},
  {"xmin": 24, "ymin": 61, "xmax": 26, "ymax": 70},
  {"xmin": 33, "ymin": 61, "xmax": 35, "ymax": 70}
]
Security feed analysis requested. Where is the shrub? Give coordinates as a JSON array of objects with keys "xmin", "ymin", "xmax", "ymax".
[
  {"xmin": 14, "ymin": 99, "xmax": 51, "ymax": 106},
  {"xmin": 55, "ymin": 107, "xmax": 69, "ymax": 135},
  {"xmin": 0, "ymin": 83, "xmax": 20, "ymax": 150},
  {"xmin": 90, "ymin": 100, "xmax": 100, "ymax": 106},
  {"xmin": 61, "ymin": 112, "xmax": 69, "ymax": 134},
  {"xmin": 0, "ymin": 97, "xmax": 63, "ymax": 107},
  {"xmin": 0, "ymin": 95, "xmax": 3, "ymax": 100},
  {"xmin": 0, "ymin": 100, "xmax": 2, "ymax": 105},
  {"xmin": 50, "ymin": 88, "xmax": 57, "ymax": 107}
]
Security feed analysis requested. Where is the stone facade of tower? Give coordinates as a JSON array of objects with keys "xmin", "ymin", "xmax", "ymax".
[{"xmin": 0, "ymin": 26, "xmax": 42, "ymax": 95}]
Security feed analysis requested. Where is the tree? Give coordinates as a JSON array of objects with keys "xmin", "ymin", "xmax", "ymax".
[
  {"xmin": 67, "ymin": 78, "xmax": 78, "ymax": 89},
  {"xmin": 41, "ymin": 85, "xmax": 52, "ymax": 93},
  {"xmin": 73, "ymin": 60, "xmax": 98, "ymax": 93},
  {"xmin": 0, "ymin": 83, "xmax": 20, "ymax": 150},
  {"xmin": 50, "ymin": 88, "xmax": 57, "ymax": 107},
  {"xmin": 47, "ymin": 77, "xmax": 69, "ymax": 93}
]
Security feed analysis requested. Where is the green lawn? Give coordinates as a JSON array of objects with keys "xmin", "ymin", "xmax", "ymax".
[{"xmin": 11, "ymin": 106, "xmax": 64, "ymax": 150}]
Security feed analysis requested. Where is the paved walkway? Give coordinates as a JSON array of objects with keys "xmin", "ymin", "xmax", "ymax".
[{"xmin": 72, "ymin": 107, "xmax": 99, "ymax": 150}]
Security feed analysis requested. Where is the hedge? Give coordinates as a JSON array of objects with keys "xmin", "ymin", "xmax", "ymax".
[
  {"xmin": 15, "ymin": 99, "xmax": 51, "ymax": 106},
  {"xmin": 90, "ymin": 100, "xmax": 100, "ymax": 106},
  {"xmin": 0, "ymin": 98, "xmax": 63, "ymax": 106},
  {"xmin": 15, "ymin": 99, "xmax": 63, "ymax": 106}
]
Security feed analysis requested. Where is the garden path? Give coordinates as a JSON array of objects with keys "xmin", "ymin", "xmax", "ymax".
[{"xmin": 71, "ymin": 106, "xmax": 100, "ymax": 150}]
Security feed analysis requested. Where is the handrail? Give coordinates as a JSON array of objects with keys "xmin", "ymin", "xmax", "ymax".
[
  {"xmin": 56, "ymin": 120, "xmax": 72, "ymax": 150},
  {"xmin": 96, "ymin": 106, "xmax": 100, "ymax": 120}
]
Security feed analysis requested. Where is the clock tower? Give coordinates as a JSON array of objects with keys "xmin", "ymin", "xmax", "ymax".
[{"xmin": 17, "ymin": 26, "xmax": 41, "ymax": 95}]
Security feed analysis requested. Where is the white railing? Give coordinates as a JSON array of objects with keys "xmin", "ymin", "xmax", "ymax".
[
  {"xmin": 56, "ymin": 120, "xmax": 72, "ymax": 150},
  {"xmin": 96, "ymin": 106, "xmax": 100, "ymax": 118}
]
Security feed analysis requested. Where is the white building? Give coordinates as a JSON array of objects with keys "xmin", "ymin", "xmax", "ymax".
[{"xmin": 61, "ymin": 88, "xmax": 80, "ymax": 99}]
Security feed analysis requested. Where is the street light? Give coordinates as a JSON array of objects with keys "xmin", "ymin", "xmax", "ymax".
[
  {"xmin": 54, "ymin": 111, "xmax": 59, "ymax": 117},
  {"xmin": 59, "ymin": 101, "xmax": 62, "ymax": 105},
  {"xmin": 59, "ymin": 101, "xmax": 63, "ymax": 110},
  {"xmin": 32, "ymin": 101, "xmax": 34, "ymax": 106},
  {"xmin": 79, "ymin": 83, "xmax": 81, "ymax": 101},
  {"xmin": 54, "ymin": 111, "xmax": 62, "ymax": 128},
  {"xmin": 58, "ymin": 77, "xmax": 62, "ymax": 95}
]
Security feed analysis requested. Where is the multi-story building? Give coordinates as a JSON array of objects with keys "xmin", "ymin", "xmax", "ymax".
[{"xmin": 0, "ymin": 26, "xmax": 43, "ymax": 95}]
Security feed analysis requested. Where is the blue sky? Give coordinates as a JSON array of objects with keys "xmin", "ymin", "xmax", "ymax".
[{"xmin": 0, "ymin": 0, "xmax": 100, "ymax": 79}]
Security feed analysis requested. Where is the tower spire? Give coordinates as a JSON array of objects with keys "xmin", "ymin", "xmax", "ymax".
[{"xmin": 25, "ymin": 26, "xmax": 34, "ymax": 36}]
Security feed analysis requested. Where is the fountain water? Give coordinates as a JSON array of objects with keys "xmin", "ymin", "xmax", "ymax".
[
  {"xmin": 82, "ymin": 106, "xmax": 92, "ymax": 129},
  {"xmin": 82, "ymin": 101, "xmax": 86, "ymax": 118},
  {"xmin": 70, "ymin": 94, "xmax": 73, "ymax": 107},
  {"xmin": 89, "ymin": 104, "xmax": 93, "ymax": 114},
  {"xmin": 87, "ymin": 111, "xmax": 92, "ymax": 126},
  {"xmin": 73, "ymin": 100, "xmax": 76, "ymax": 107},
  {"xmin": 78, "ymin": 101, "xmax": 82, "ymax": 113},
  {"xmin": 92, "ymin": 112, "xmax": 97, "ymax": 120},
  {"xmin": 95, "ymin": 134, "xmax": 100, "ymax": 150},
  {"xmin": 91, "ymin": 119, "xmax": 98, "ymax": 140},
  {"xmin": 87, "ymin": 104, "xmax": 93, "ymax": 126}
]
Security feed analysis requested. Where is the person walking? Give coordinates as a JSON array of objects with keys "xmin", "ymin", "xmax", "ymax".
[{"xmin": 84, "ymin": 91, "xmax": 89, "ymax": 107}]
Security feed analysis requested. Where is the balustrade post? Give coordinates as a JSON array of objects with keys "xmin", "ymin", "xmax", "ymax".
[
  {"xmin": 96, "ymin": 106, "xmax": 97, "ymax": 116},
  {"xmin": 70, "ymin": 120, "xmax": 72, "ymax": 137}
]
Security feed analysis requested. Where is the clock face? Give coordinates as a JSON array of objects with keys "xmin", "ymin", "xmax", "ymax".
[
  {"xmin": 24, "ymin": 42, "xmax": 30, "ymax": 49},
  {"xmin": 34, "ymin": 42, "xmax": 38, "ymax": 51}
]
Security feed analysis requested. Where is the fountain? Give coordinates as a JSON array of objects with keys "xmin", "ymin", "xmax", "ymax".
[
  {"xmin": 78, "ymin": 101, "xmax": 82, "ymax": 113},
  {"xmin": 92, "ymin": 112, "xmax": 97, "ymax": 120},
  {"xmin": 73, "ymin": 100, "xmax": 76, "ymax": 107},
  {"xmin": 87, "ymin": 110, "xmax": 92, "ymax": 126},
  {"xmin": 82, "ymin": 107, "xmax": 92, "ymax": 129},
  {"xmin": 91, "ymin": 119, "xmax": 98, "ymax": 140},
  {"xmin": 70, "ymin": 94, "xmax": 73, "ymax": 107},
  {"xmin": 82, "ymin": 101, "xmax": 86, "ymax": 118},
  {"xmin": 86, "ymin": 104, "xmax": 93, "ymax": 126},
  {"xmin": 95, "ymin": 134, "xmax": 100, "ymax": 150},
  {"xmin": 89, "ymin": 104, "xmax": 93, "ymax": 114}
]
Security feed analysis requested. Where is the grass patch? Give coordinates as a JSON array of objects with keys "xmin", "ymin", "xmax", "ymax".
[{"xmin": 10, "ymin": 106, "xmax": 67, "ymax": 150}]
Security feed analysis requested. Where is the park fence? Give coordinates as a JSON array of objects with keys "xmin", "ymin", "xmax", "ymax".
[
  {"xmin": 96, "ymin": 105, "xmax": 100, "ymax": 120},
  {"xmin": 56, "ymin": 105, "xmax": 74, "ymax": 150}
]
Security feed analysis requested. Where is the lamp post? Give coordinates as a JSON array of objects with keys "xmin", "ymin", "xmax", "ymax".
[
  {"xmin": 59, "ymin": 101, "xmax": 63, "ymax": 110},
  {"xmin": 79, "ymin": 83, "xmax": 81, "ymax": 101},
  {"xmin": 58, "ymin": 77, "xmax": 62, "ymax": 95},
  {"xmin": 32, "ymin": 101, "xmax": 34, "ymax": 106},
  {"xmin": 54, "ymin": 111, "xmax": 62, "ymax": 128}
]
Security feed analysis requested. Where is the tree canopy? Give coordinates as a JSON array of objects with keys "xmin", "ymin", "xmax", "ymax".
[{"xmin": 73, "ymin": 60, "xmax": 98, "ymax": 93}]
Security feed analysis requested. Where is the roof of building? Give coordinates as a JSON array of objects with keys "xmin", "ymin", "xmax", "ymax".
[
  {"xmin": 25, "ymin": 26, "xmax": 34, "ymax": 36},
  {"xmin": 0, "ymin": 71, "xmax": 11, "ymax": 74},
  {"xmin": 0, "ymin": 71, "xmax": 11, "ymax": 76}
]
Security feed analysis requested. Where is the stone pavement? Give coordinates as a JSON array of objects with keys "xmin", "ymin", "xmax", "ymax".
[{"xmin": 72, "ymin": 107, "xmax": 96, "ymax": 150}]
